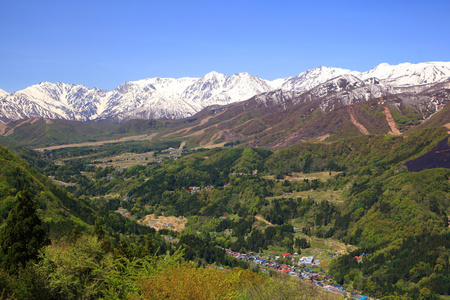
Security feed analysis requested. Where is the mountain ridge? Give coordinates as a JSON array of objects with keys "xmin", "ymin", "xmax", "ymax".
[{"xmin": 1, "ymin": 61, "xmax": 449, "ymax": 123}]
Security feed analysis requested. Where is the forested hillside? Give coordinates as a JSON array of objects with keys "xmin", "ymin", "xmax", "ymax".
[
  {"xmin": 0, "ymin": 126, "xmax": 449, "ymax": 299},
  {"xmin": 0, "ymin": 144, "xmax": 340, "ymax": 299}
]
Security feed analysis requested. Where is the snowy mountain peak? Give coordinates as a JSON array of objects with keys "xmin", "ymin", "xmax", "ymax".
[
  {"xmin": 373, "ymin": 62, "xmax": 391, "ymax": 68},
  {"xmin": 362, "ymin": 61, "xmax": 450, "ymax": 86},
  {"xmin": 0, "ymin": 89, "xmax": 9, "ymax": 98},
  {"xmin": 1, "ymin": 61, "xmax": 450, "ymax": 123},
  {"xmin": 279, "ymin": 66, "xmax": 358, "ymax": 92},
  {"xmin": 301, "ymin": 66, "xmax": 353, "ymax": 76},
  {"xmin": 202, "ymin": 71, "xmax": 227, "ymax": 80}
]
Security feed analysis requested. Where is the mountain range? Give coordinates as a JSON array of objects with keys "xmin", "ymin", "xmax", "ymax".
[{"xmin": 1, "ymin": 61, "xmax": 450, "ymax": 123}]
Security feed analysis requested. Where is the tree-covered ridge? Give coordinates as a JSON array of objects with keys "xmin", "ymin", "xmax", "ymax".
[
  {"xmin": 0, "ymin": 146, "xmax": 95, "ymax": 236},
  {"xmin": 0, "ymin": 146, "xmax": 159, "ymax": 241},
  {"xmin": 329, "ymin": 166, "xmax": 450, "ymax": 298}
]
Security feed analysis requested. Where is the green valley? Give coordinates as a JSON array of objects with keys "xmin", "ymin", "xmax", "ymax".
[{"xmin": 0, "ymin": 123, "xmax": 448, "ymax": 299}]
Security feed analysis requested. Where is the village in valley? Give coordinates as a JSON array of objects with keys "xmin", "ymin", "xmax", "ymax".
[
  {"xmin": 109, "ymin": 170, "xmax": 371, "ymax": 299},
  {"xmin": 114, "ymin": 200, "xmax": 370, "ymax": 298},
  {"xmin": 225, "ymin": 249, "xmax": 369, "ymax": 299}
]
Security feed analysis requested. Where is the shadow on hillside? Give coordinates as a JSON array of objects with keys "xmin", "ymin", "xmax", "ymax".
[{"xmin": 405, "ymin": 136, "xmax": 450, "ymax": 172}]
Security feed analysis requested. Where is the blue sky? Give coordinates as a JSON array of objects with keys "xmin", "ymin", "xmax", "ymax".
[{"xmin": 1, "ymin": 0, "xmax": 449, "ymax": 92}]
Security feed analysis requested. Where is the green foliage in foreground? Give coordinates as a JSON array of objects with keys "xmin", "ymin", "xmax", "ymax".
[{"xmin": 0, "ymin": 233, "xmax": 337, "ymax": 300}]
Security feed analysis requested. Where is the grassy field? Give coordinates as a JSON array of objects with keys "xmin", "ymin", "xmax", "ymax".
[
  {"xmin": 264, "ymin": 171, "xmax": 341, "ymax": 182},
  {"xmin": 266, "ymin": 171, "xmax": 346, "ymax": 205},
  {"xmin": 55, "ymin": 149, "xmax": 180, "ymax": 169},
  {"xmin": 285, "ymin": 189, "xmax": 345, "ymax": 205},
  {"xmin": 33, "ymin": 133, "xmax": 157, "ymax": 151},
  {"xmin": 93, "ymin": 151, "xmax": 156, "ymax": 168}
]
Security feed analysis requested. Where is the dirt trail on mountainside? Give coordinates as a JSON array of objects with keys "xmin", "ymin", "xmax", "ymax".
[
  {"xmin": 1, "ymin": 118, "xmax": 54, "ymax": 136},
  {"xmin": 383, "ymin": 106, "xmax": 402, "ymax": 135},
  {"xmin": 3, "ymin": 119, "xmax": 35, "ymax": 136},
  {"xmin": 347, "ymin": 106, "xmax": 370, "ymax": 135},
  {"xmin": 255, "ymin": 215, "xmax": 273, "ymax": 226},
  {"xmin": 163, "ymin": 110, "xmax": 227, "ymax": 138}
]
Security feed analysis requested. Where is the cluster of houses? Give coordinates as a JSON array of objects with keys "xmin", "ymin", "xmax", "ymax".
[
  {"xmin": 226, "ymin": 249, "xmax": 370, "ymax": 299},
  {"xmin": 226, "ymin": 249, "xmax": 319, "ymax": 275}
]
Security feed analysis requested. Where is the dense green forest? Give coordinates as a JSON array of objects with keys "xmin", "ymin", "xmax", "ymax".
[{"xmin": 0, "ymin": 126, "xmax": 449, "ymax": 299}]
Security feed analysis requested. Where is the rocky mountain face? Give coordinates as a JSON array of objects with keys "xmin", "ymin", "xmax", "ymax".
[
  {"xmin": 253, "ymin": 72, "xmax": 450, "ymax": 119},
  {"xmin": 1, "ymin": 61, "xmax": 449, "ymax": 123},
  {"xmin": 158, "ymin": 73, "xmax": 450, "ymax": 148}
]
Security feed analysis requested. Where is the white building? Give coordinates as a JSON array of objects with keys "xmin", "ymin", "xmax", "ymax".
[{"xmin": 298, "ymin": 256, "xmax": 314, "ymax": 265}]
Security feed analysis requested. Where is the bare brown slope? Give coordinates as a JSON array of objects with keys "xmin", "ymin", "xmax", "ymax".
[
  {"xmin": 383, "ymin": 106, "xmax": 402, "ymax": 135},
  {"xmin": 347, "ymin": 105, "xmax": 370, "ymax": 135}
]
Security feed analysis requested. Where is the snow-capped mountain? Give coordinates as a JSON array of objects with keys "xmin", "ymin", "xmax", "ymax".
[
  {"xmin": 278, "ymin": 66, "xmax": 360, "ymax": 92},
  {"xmin": 180, "ymin": 72, "xmax": 274, "ymax": 108},
  {"xmin": 0, "ymin": 61, "xmax": 449, "ymax": 122},
  {"xmin": 361, "ymin": 61, "xmax": 450, "ymax": 86},
  {"xmin": 93, "ymin": 72, "xmax": 275, "ymax": 122},
  {"xmin": 0, "ymin": 82, "xmax": 109, "ymax": 121},
  {"xmin": 95, "ymin": 78, "xmax": 195, "ymax": 121},
  {"xmin": 0, "ymin": 89, "xmax": 8, "ymax": 98},
  {"xmin": 254, "ymin": 74, "xmax": 390, "ymax": 113}
]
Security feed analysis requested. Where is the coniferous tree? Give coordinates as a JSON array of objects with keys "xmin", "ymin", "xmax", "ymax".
[
  {"xmin": 0, "ymin": 191, "xmax": 50, "ymax": 274},
  {"xmin": 94, "ymin": 217, "xmax": 105, "ymax": 240}
]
